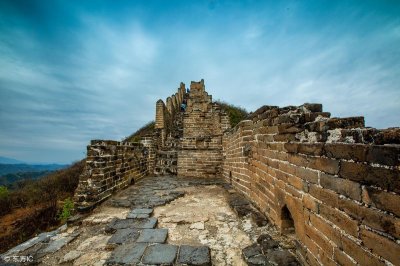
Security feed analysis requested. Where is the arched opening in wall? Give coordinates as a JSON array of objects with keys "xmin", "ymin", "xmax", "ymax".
[
  {"xmin": 229, "ymin": 171, "xmax": 232, "ymax": 184},
  {"xmin": 280, "ymin": 205, "xmax": 295, "ymax": 234},
  {"xmin": 130, "ymin": 178, "xmax": 135, "ymax": 185}
]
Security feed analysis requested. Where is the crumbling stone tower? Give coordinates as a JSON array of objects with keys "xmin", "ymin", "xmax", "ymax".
[
  {"xmin": 177, "ymin": 79, "xmax": 230, "ymax": 177},
  {"xmin": 153, "ymin": 79, "xmax": 230, "ymax": 177}
]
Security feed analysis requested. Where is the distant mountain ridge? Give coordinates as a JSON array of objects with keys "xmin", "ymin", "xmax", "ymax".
[
  {"xmin": 0, "ymin": 163, "xmax": 69, "ymax": 176},
  {"xmin": 0, "ymin": 156, "xmax": 25, "ymax": 164},
  {"xmin": 0, "ymin": 171, "xmax": 52, "ymax": 188},
  {"xmin": 0, "ymin": 157, "xmax": 69, "ymax": 188}
]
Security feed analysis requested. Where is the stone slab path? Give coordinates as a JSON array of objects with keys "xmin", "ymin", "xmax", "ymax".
[{"xmin": 0, "ymin": 176, "xmax": 300, "ymax": 265}]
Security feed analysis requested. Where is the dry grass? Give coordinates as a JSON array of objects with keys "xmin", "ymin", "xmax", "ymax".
[{"xmin": 0, "ymin": 160, "xmax": 85, "ymax": 252}]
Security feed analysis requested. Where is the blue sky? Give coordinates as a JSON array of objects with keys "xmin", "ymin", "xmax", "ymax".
[{"xmin": 0, "ymin": 0, "xmax": 399, "ymax": 164}]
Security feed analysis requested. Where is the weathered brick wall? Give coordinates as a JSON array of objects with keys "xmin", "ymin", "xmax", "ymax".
[
  {"xmin": 177, "ymin": 80, "xmax": 230, "ymax": 178},
  {"xmin": 178, "ymin": 136, "xmax": 224, "ymax": 177},
  {"xmin": 72, "ymin": 79, "xmax": 399, "ymax": 265},
  {"xmin": 222, "ymin": 104, "xmax": 400, "ymax": 265},
  {"xmin": 74, "ymin": 140, "xmax": 150, "ymax": 211}
]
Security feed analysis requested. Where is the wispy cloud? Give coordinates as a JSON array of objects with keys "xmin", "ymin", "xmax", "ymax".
[{"xmin": 0, "ymin": 0, "xmax": 399, "ymax": 163}]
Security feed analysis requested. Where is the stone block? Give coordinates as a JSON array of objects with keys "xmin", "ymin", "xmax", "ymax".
[
  {"xmin": 360, "ymin": 228, "xmax": 400, "ymax": 265},
  {"xmin": 287, "ymin": 154, "xmax": 309, "ymax": 168},
  {"xmin": 324, "ymin": 143, "xmax": 367, "ymax": 162},
  {"xmin": 308, "ymin": 157, "xmax": 339, "ymax": 175},
  {"xmin": 137, "ymin": 229, "xmax": 168, "ymax": 243},
  {"xmin": 107, "ymin": 229, "xmax": 140, "ymax": 246},
  {"xmin": 296, "ymin": 167, "xmax": 318, "ymax": 184},
  {"xmin": 302, "ymin": 103, "xmax": 323, "ymax": 112},
  {"xmin": 325, "ymin": 117, "xmax": 365, "ymax": 130},
  {"xmin": 127, "ymin": 208, "xmax": 153, "ymax": 219},
  {"xmin": 228, "ymin": 194, "xmax": 250, "ymax": 207},
  {"xmin": 246, "ymin": 254, "xmax": 269, "ymax": 265},
  {"xmin": 273, "ymin": 133, "xmax": 297, "ymax": 142},
  {"xmin": 287, "ymin": 175, "xmax": 305, "ymax": 190},
  {"xmin": 366, "ymin": 145, "xmax": 400, "ymax": 166},
  {"xmin": 362, "ymin": 186, "xmax": 400, "ymax": 217},
  {"xmin": 242, "ymin": 244, "xmax": 263, "ymax": 259},
  {"xmin": 277, "ymin": 124, "xmax": 303, "ymax": 134},
  {"xmin": 309, "ymin": 185, "xmax": 339, "ymax": 208},
  {"xmin": 107, "ymin": 242, "xmax": 147, "ymax": 265},
  {"xmin": 373, "ymin": 128, "xmax": 400, "ymax": 145},
  {"xmin": 40, "ymin": 236, "xmax": 75, "ymax": 254},
  {"xmin": 297, "ymin": 143, "xmax": 324, "ymax": 156},
  {"xmin": 234, "ymin": 205, "xmax": 253, "ymax": 217},
  {"xmin": 319, "ymin": 204, "xmax": 358, "ymax": 237},
  {"xmin": 177, "ymin": 245, "xmax": 211, "ymax": 266},
  {"xmin": 284, "ymin": 142, "xmax": 298, "ymax": 153},
  {"xmin": 302, "ymin": 194, "xmax": 319, "ymax": 212},
  {"xmin": 319, "ymin": 173, "xmax": 361, "ymax": 201},
  {"xmin": 339, "ymin": 161, "xmax": 400, "ymax": 193},
  {"xmin": 142, "ymin": 244, "xmax": 178, "ymax": 265},
  {"xmin": 105, "ymin": 217, "xmax": 157, "ymax": 233},
  {"xmin": 257, "ymin": 234, "xmax": 279, "ymax": 252}
]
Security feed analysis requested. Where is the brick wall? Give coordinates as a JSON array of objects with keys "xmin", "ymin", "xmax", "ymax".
[
  {"xmin": 222, "ymin": 104, "xmax": 400, "ymax": 265},
  {"xmin": 74, "ymin": 140, "xmax": 151, "ymax": 211}
]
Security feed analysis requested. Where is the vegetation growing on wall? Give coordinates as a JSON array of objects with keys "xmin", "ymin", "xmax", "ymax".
[
  {"xmin": 125, "ymin": 121, "xmax": 155, "ymax": 142},
  {"xmin": 215, "ymin": 101, "xmax": 248, "ymax": 127}
]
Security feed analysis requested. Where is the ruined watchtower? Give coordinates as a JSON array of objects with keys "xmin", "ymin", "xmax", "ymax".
[
  {"xmin": 153, "ymin": 79, "xmax": 230, "ymax": 177},
  {"xmin": 178, "ymin": 80, "xmax": 230, "ymax": 177}
]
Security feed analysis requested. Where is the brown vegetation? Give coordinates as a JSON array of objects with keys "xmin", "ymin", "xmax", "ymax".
[
  {"xmin": 215, "ymin": 101, "xmax": 248, "ymax": 127},
  {"xmin": 0, "ymin": 160, "xmax": 84, "ymax": 253},
  {"xmin": 125, "ymin": 121, "xmax": 155, "ymax": 142}
]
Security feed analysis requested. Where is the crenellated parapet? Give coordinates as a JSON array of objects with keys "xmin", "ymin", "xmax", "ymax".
[{"xmin": 155, "ymin": 99, "xmax": 166, "ymax": 129}]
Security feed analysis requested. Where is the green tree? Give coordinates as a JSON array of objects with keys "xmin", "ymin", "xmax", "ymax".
[
  {"xmin": 0, "ymin": 186, "xmax": 9, "ymax": 198},
  {"xmin": 0, "ymin": 186, "xmax": 11, "ymax": 216},
  {"xmin": 58, "ymin": 197, "xmax": 74, "ymax": 222}
]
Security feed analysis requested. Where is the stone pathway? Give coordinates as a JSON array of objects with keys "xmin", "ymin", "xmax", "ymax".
[
  {"xmin": 0, "ymin": 176, "xmax": 301, "ymax": 265},
  {"xmin": 104, "ymin": 208, "xmax": 211, "ymax": 265}
]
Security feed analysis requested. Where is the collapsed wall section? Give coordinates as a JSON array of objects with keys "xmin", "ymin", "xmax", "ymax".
[
  {"xmin": 177, "ymin": 80, "xmax": 230, "ymax": 177},
  {"xmin": 222, "ymin": 104, "xmax": 400, "ymax": 265},
  {"xmin": 74, "ymin": 140, "xmax": 151, "ymax": 211}
]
